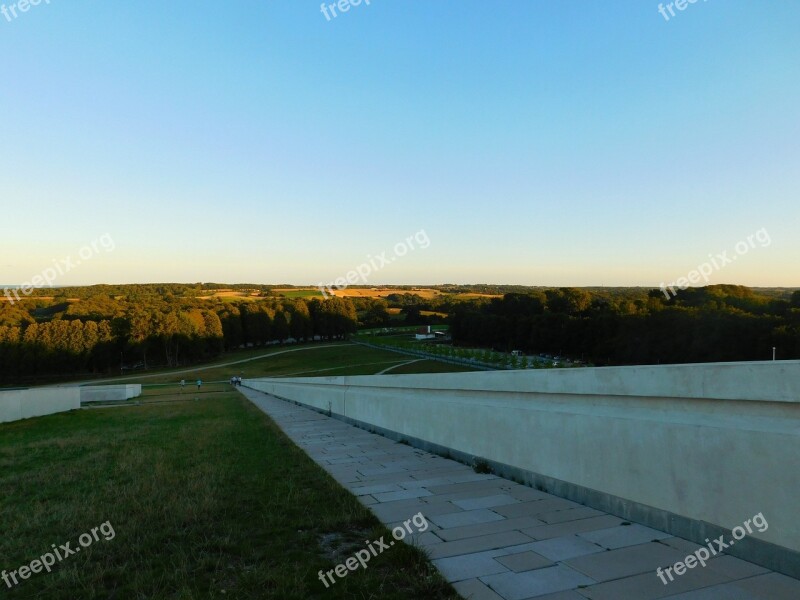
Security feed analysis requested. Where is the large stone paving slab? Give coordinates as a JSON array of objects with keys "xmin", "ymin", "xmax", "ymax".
[
  {"xmin": 521, "ymin": 515, "xmax": 627, "ymax": 541},
  {"xmin": 536, "ymin": 507, "xmax": 606, "ymax": 524},
  {"xmin": 660, "ymin": 572, "xmax": 800, "ymax": 600},
  {"xmin": 527, "ymin": 535, "xmax": 606, "ymax": 562},
  {"xmin": 496, "ymin": 551, "xmax": 555, "ymax": 573},
  {"xmin": 436, "ymin": 516, "xmax": 545, "ymax": 542},
  {"xmin": 729, "ymin": 573, "xmax": 800, "ymax": 599},
  {"xmin": 576, "ymin": 566, "xmax": 732, "ymax": 600},
  {"xmin": 481, "ymin": 565, "xmax": 596, "ymax": 599},
  {"xmin": 577, "ymin": 524, "xmax": 672, "ymax": 550},
  {"xmin": 433, "ymin": 549, "xmax": 513, "ymax": 581},
  {"xmin": 432, "ymin": 508, "xmax": 507, "ymax": 529},
  {"xmin": 536, "ymin": 592, "xmax": 588, "ymax": 600},
  {"xmin": 495, "ymin": 499, "xmax": 582, "ymax": 519},
  {"xmin": 239, "ymin": 387, "xmax": 800, "ymax": 600},
  {"xmin": 453, "ymin": 494, "xmax": 521, "ymax": 511},
  {"xmin": 564, "ymin": 542, "xmax": 685, "ymax": 582},
  {"xmin": 453, "ymin": 578, "xmax": 507, "ymax": 600},
  {"xmin": 427, "ymin": 531, "xmax": 535, "ymax": 560}
]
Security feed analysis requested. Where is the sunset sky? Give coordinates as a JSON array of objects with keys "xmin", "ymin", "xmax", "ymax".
[{"xmin": 1, "ymin": 1, "xmax": 798, "ymax": 288}]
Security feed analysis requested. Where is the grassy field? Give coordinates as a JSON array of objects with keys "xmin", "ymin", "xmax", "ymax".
[
  {"xmin": 10, "ymin": 345, "xmax": 332, "ymax": 388},
  {"xmin": 0, "ymin": 392, "xmax": 459, "ymax": 599},
  {"xmin": 381, "ymin": 360, "xmax": 475, "ymax": 375},
  {"xmin": 195, "ymin": 290, "xmax": 265, "ymax": 301},
  {"xmin": 357, "ymin": 325, "xmax": 448, "ymax": 336},
  {"xmin": 275, "ymin": 288, "xmax": 446, "ymax": 299},
  {"xmin": 271, "ymin": 288, "xmax": 326, "ymax": 298},
  {"xmin": 110, "ymin": 343, "xmax": 476, "ymax": 387},
  {"xmin": 0, "ymin": 341, "xmax": 477, "ymax": 391}
]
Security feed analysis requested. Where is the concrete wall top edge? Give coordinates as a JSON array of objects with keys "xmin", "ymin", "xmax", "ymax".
[
  {"xmin": 79, "ymin": 384, "xmax": 142, "ymax": 390},
  {"xmin": 247, "ymin": 361, "xmax": 800, "ymax": 403}
]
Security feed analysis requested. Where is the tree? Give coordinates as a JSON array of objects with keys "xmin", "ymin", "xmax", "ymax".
[
  {"xmin": 288, "ymin": 300, "xmax": 312, "ymax": 341},
  {"xmin": 362, "ymin": 300, "xmax": 391, "ymax": 328},
  {"xmin": 272, "ymin": 311, "xmax": 290, "ymax": 343}
]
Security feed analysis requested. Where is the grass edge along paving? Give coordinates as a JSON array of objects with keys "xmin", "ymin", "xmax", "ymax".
[{"xmin": 0, "ymin": 391, "xmax": 459, "ymax": 599}]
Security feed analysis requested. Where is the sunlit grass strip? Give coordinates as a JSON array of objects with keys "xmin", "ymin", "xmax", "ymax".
[{"xmin": 0, "ymin": 393, "xmax": 458, "ymax": 599}]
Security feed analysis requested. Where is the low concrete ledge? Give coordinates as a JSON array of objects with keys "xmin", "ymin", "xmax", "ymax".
[
  {"xmin": 80, "ymin": 384, "xmax": 142, "ymax": 404},
  {"xmin": 0, "ymin": 387, "xmax": 82, "ymax": 424},
  {"xmin": 244, "ymin": 360, "xmax": 800, "ymax": 578}
]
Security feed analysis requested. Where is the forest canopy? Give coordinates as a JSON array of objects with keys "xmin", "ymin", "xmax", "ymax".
[
  {"xmin": 0, "ymin": 287, "xmax": 357, "ymax": 384},
  {"xmin": 1, "ymin": 284, "xmax": 797, "ymax": 383},
  {"xmin": 450, "ymin": 286, "xmax": 800, "ymax": 365}
]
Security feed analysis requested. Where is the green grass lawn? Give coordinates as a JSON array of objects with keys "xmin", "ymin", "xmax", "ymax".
[
  {"xmin": 5, "ymin": 340, "xmax": 478, "ymax": 391},
  {"xmin": 273, "ymin": 289, "xmax": 325, "ymax": 298},
  {"xmin": 113, "ymin": 343, "xmax": 354, "ymax": 380},
  {"xmin": 110, "ymin": 343, "xmax": 477, "ymax": 387},
  {"xmin": 382, "ymin": 360, "xmax": 475, "ymax": 375},
  {"xmin": 0, "ymin": 393, "xmax": 459, "ymax": 599},
  {"xmin": 87, "ymin": 345, "xmax": 476, "ymax": 408},
  {"xmin": 15, "ymin": 345, "xmax": 337, "ymax": 388}
]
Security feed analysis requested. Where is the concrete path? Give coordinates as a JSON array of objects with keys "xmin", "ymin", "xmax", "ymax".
[{"xmin": 239, "ymin": 387, "xmax": 800, "ymax": 600}]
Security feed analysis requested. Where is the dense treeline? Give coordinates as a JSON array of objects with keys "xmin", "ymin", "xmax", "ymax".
[
  {"xmin": 347, "ymin": 296, "xmax": 452, "ymax": 328},
  {"xmin": 450, "ymin": 286, "xmax": 800, "ymax": 365},
  {"xmin": 0, "ymin": 292, "xmax": 357, "ymax": 383},
  {"xmin": 3, "ymin": 283, "xmax": 797, "ymax": 381},
  {"xmin": 20, "ymin": 283, "xmax": 274, "ymax": 300}
]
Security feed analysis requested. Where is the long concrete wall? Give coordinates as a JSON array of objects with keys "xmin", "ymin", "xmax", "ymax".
[
  {"xmin": 80, "ymin": 384, "xmax": 142, "ymax": 404},
  {"xmin": 245, "ymin": 361, "xmax": 800, "ymax": 575},
  {"xmin": 0, "ymin": 387, "xmax": 82, "ymax": 424}
]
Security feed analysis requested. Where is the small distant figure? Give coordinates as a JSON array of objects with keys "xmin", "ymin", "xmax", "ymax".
[
  {"xmin": 229, "ymin": 376, "xmax": 235, "ymax": 387},
  {"xmin": 196, "ymin": 379, "xmax": 202, "ymax": 390},
  {"xmin": 236, "ymin": 376, "xmax": 243, "ymax": 387},
  {"xmin": 180, "ymin": 379, "xmax": 186, "ymax": 392}
]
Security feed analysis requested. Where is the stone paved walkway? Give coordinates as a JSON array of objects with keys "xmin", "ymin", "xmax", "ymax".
[{"xmin": 239, "ymin": 387, "xmax": 800, "ymax": 600}]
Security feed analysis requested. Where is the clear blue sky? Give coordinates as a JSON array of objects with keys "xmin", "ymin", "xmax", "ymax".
[{"xmin": 1, "ymin": 1, "xmax": 798, "ymax": 288}]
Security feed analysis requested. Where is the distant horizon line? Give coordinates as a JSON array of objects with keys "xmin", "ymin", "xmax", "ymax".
[{"xmin": 2, "ymin": 283, "xmax": 798, "ymax": 290}]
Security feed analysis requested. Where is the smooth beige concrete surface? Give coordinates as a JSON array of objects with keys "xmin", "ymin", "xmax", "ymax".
[
  {"xmin": 0, "ymin": 387, "xmax": 81, "ymax": 423},
  {"xmin": 245, "ymin": 361, "xmax": 800, "ymax": 554}
]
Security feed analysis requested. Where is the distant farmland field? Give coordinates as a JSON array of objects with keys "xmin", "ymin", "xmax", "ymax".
[
  {"xmin": 196, "ymin": 289, "xmax": 264, "ymax": 301},
  {"xmin": 191, "ymin": 287, "xmax": 501, "ymax": 301},
  {"xmin": 278, "ymin": 287, "xmax": 449, "ymax": 299},
  {"xmin": 272, "ymin": 288, "xmax": 325, "ymax": 298}
]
